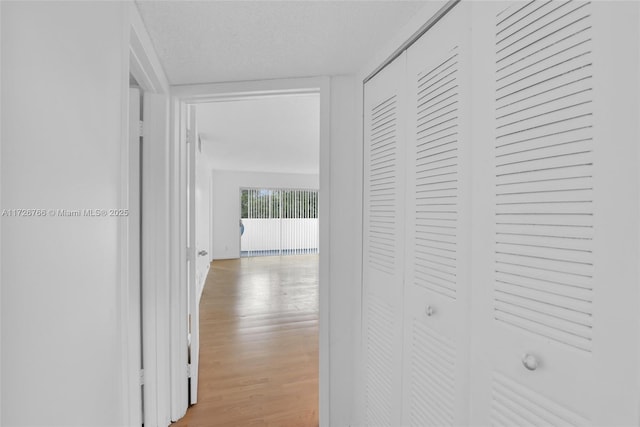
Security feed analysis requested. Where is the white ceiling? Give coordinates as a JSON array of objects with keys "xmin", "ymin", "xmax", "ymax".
[
  {"xmin": 196, "ymin": 94, "xmax": 320, "ymax": 174},
  {"xmin": 137, "ymin": 1, "xmax": 427, "ymax": 175},
  {"xmin": 135, "ymin": 0, "xmax": 427, "ymax": 85}
]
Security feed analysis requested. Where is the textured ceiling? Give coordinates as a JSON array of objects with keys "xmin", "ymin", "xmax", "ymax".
[
  {"xmin": 135, "ymin": 0, "xmax": 427, "ymax": 85},
  {"xmin": 196, "ymin": 94, "xmax": 320, "ymax": 174}
]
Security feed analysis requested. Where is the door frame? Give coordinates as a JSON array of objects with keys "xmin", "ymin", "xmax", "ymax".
[
  {"xmin": 170, "ymin": 76, "xmax": 331, "ymax": 424},
  {"xmin": 121, "ymin": 3, "xmax": 170, "ymax": 426}
]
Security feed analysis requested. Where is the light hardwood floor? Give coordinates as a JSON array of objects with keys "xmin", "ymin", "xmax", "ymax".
[{"xmin": 173, "ymin": 255, "xmax": 319, "ymax": 427}]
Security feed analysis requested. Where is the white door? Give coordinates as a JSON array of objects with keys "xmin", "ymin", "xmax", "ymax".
[
  {"xmin": 195, "ymin": 136, "xmax": 209, "ymax": 298},
  {"xmin": 470, "ymin": 1, "xmax": 640, "ymax": 424},
  {"xmin": 187, "ymin": 105, "xmax": 199, "ymax": 404},
  {"xmin": 362, "ymin": 52, "xmax": 407, "ymax": 427},
  {"xmin": 128, "ymin": 87, "xmax": 143, "ymax": 425},
  {"xmin": 401, "ymin": 3, "xmax": 472, "ymax": 426}
]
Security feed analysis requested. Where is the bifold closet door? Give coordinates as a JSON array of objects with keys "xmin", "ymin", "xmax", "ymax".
[
  {"xmin": 362, "ymin": 52, "xmax": 406, "ymax": 426},
  {"xmin": 401, "ymin": 3, "xmax": 472, "ymax": 426},
  {"xmin": 470, "ymin": 1, "xmax": 640, "ymax": 425}
]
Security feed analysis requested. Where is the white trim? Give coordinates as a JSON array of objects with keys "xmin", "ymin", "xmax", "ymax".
[
  {"xmin": 126, "ymin": 85, "xmax": 143, "ymax": 427},
  {"xmin": 0, "ymin": 2, "xmax": 4, "ymax": 424},
  {"xmin": 169, "ymin": 98, "xmax": 189, "ymax": 421},
  {"xmin": 122, "ymin": 3, "xmax": 170, "ymax": 427},
  {"xmin": 142, "ymin": 92, "xmax": 172, "ymax": 427},
  {"xmin": 129, "ymin": 3, "xmax": 169, "ymax": 94},
  {"xmin": 352, "ymin": 76, "xmax": 366, "ymax": 426},
  {"xmin": 357, "ymin": 1, "xmax": 448, "ymax": 84},
  {"xmin": 187, "ymin": 104, "xmax": 199, "ymax": 405},
  {"xmin": 119, "ymin": 4, "xmax": 136, "ymax": 424},
  {"xmin": 171, "ymin": 77, "xmax": 327, "ymax": 101},
  {"xmin": 170, "ymin": 76, "xmax": 331, "ymax": 426},
  {"xmin": 363, "ymin": 0, "xmax": 458, "ymax": 84},
  {"xmin": 317, "ymin": 77, "xmax": 331, "ymax": 427}
]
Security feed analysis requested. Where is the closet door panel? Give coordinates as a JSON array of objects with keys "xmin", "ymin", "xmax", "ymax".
[
  {"xmin": 362, "ymin": 52, "xmax": 407, "ymax": 427},
  {"xmin": 402, "ymin": 4, "xmax": 472, "ymax": 426},
  {"xmin": 471, "ymin": 1, "xmax": 640, "ymax": 425},
  {"xmin": 492, "ymin": 0, "xmax": 596, "ymax": 420}
]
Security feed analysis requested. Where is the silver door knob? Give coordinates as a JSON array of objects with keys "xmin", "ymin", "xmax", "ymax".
[
  {"xmin": 198, "ymin": 250, "xmax": 208, "ymax": 256},
  {"xmin": 522, "ymin": 353, "xmax": 539, "ymax": 371},
  {"xmin": 425, "ymin": 305, "xmax": 435, "ymax": 317}
]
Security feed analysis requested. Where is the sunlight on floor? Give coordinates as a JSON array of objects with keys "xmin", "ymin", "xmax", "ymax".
[{"xmin": 174, "ymin": 254, "xmax": 319, "ymax": 427}]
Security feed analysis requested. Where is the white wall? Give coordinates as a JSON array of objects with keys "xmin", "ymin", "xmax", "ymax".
[
  {"xmin": 210, "ymin": 170, "xmax": 319, "ymax": 259},
  {"xmin": 195, "ymin": 148, "xmax": 211, "ymax": 299},
  {"xmin": 327, "ymin": 75, "xmax": 359, "ymax": 426},
  {"xmin": 1, "ymin": 2, "xmax": 128, "ymax": 426}
]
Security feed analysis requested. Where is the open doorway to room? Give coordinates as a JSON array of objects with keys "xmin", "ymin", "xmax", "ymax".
[
  {"xmin": 175, "ymin": 90, "xmax": 321, "ymax": 426},
  {"xmin": 199, "ymin": 93, "xmax": 320, "ymax": 260}
]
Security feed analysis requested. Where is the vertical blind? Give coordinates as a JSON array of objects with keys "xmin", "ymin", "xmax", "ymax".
[{"xmin": 241, "ymin": 188, "xmax": 319, "ymax": 257}]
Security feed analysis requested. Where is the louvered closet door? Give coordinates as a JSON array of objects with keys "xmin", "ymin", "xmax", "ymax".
[
  {"xmin": 470, "ymin": 1, "xmax": 640, "ymax": 425},
  {"xmin": 362, "ymin": 53, "xmax": 406, "ymax": 427},
  {"xmin": 401, "ymin": 3, "xmax": 472, "ymax": 426}
]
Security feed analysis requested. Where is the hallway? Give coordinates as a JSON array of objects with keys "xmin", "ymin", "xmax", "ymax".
[{"xmin": 174, "ymin": 255, "xmax": 319, "ymax": 427}]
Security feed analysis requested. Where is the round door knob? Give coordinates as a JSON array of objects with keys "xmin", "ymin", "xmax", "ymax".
[
  {"xmin": 425, "ymin": 305, "xmax": 435, "ymax": 317},
  {"xmin": 522, "ymin": 353, "xmax": 539, "ymax": 371}
]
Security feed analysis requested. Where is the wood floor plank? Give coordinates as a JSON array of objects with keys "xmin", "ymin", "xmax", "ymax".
[{"xmin": 173, "ymin": 255, "xmax": 319, "ymax": 427}]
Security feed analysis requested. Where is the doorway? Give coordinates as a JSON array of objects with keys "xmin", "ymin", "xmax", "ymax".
[{"xmin": 171, "ymin": 79, "xmax": 329, "ymax": 424}]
